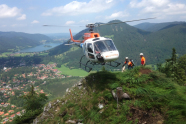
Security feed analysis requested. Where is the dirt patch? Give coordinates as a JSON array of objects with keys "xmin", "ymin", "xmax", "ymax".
[
  {"xmin": 127, "ymin": 106, "xmax": 164, "ymax": 124},
  {"xmin": 139, "ymin": 68, "xmax": 152, "ymax": 74}
]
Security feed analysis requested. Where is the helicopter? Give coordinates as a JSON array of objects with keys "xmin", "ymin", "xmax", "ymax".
[{"xmin": 44, "ymin": 18, "xmax": 155, "ymax": 72}]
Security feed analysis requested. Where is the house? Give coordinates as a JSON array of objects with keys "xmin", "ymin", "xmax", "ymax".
[
  {"xmin": 10, "ymin": 114, "xmax": 15, "ymax": 119},
  {"xmin": 8, "ymin": 110, "xmax": 14, "ymax": 113},
  {"xmin": 4, "ymin": 113, "xmax": 9, "ymax": 116},
  {"xmin": 16, "ymin": 112, "xmax": 21, "ymax": 116},
  {"xmin": 0, "ymin": 111, "xmax": 4, "ymax": 116}
]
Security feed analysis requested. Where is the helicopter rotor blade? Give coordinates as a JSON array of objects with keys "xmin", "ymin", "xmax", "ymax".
[
  {"xmin": 97, "ymin": 17, "xmax": 156, "ymax": 26},
  {"xmin": 43, "ymin": 25, "xmax": 84, "ymax": 27}
]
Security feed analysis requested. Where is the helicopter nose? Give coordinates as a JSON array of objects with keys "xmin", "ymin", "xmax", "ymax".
[{"xmin": 102, "ymin": 51, "xmax": 119, "ymax": 61}]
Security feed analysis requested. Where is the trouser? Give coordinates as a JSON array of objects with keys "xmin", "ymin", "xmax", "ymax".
[{"xmin": 128, "ymin": 66, "xmax": 133, "ymax": 70}]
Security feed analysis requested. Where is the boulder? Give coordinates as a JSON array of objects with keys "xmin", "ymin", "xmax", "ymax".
[{"xmin": 112, "ymin": 87, "xmax": 130, "ymax": 101}]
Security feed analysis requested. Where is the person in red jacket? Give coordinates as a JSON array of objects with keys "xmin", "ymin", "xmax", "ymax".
[{"xmin": 140, "ymin": 53, "xmax": 146, "ymax": 66}]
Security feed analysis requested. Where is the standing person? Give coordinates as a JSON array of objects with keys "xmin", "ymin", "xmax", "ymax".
[
  {"xmin": 122, "ymin": 57, "xmax": 134, "ymax": 72},
  {"xmin": 140, "ymin": 53, "xmax": 146, "ymax": 66}
]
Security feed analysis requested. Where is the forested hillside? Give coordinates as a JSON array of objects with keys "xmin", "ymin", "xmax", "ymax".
[
  {"xmin": 0, "ymin": 31, "xmax": 53, "ymax": 53},
  {"xmin": 48, "ymin": 20, "xmax": 186, "ymax": 69},
  {"xmin": 134, "ymin": 21, "xmax": 186, "ymax": 32}
]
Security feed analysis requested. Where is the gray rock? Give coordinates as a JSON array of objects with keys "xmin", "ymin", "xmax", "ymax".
[
  {"xmin": 65, "ymin": 120, "xmax": 76, "ymax": 123},
  {"xmin": 111, "ymin": 87, "xmax": 130, "ymax": 101},
  {"xmin": 123, "ymin": 93, "xmax": 130, "ymax": 99},
  {"xmin": 98, "ymin": 103, "xmax": 104, "ymax": 109},
  {"xmin": 66, "ymin": 88, "xmax": 69, "ymax": 93},
  {"xmin": 78, "ymin": 82, "xmax": 82, "ymax": 86}
]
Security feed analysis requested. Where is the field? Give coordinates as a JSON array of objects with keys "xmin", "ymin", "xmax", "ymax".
[
  {"xmin": 55, "ymin": 65, "xmax": 89, "ymax": 76},
  {"xmin": 0, "ymin": 52, "xmax": 48, "ymax": 58},
  {"xmin": 39, "ymin": 77, "xmax": 81, "ymax": 100}
]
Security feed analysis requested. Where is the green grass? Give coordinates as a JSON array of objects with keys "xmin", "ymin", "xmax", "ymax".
[
  {"xmin": 39, "ymin": 77, "xmax": 81, "ymax": 100},
  {"xmin": 48, "ymin": 62, "xmax": 54, "ymax": 64},
  {"xmin": 146, "ymin": 64, "xmax": 157, "ymax": 70},
  {"xmin": 36, "ymin": 67, "xmax": 186, "ymax": 124},
  {"xmin": 55, "ymin": 65, "xmax": 88, "ymax": 76}
]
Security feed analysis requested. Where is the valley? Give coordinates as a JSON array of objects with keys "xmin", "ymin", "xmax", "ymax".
[{"xmin": 0, "ymin": 20, "xmax": 186, "ymax": 124}]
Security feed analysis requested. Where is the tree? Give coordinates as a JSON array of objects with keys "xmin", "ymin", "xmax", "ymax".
[
  {"xmin": 157, "ymin": 48, "xmax": 186, "ymax": 85},
  {"xmin": 177, "ymin": 54, "xmax": 186, "ymax": 84},
  {"xmin": 21, "ymin": 85, "xmax": 48, "ymax": 111},
  {"xmin": 13, "ymin": 85, "xmax": 48, "ymax": 123}
]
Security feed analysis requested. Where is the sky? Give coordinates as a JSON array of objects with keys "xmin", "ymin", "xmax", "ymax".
[{"xmin": 0, "ymin": 0, "xmax": 186, "ymax": 34}]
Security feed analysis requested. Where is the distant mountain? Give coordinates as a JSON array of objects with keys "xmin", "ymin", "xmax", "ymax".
[
  {"xmin": 48, "ymin": 20, "xmax": 186, "ymax": 68},
  {"xmin": 134, "ymin": 21, "xmax": 186, "ymax": 32},
  {"xmin": 0, "ymin": 31, "xmax": 53, "ymax": 53},
  {"xmin": 45, "ymin": 33, "xmax": 70, "ymax": 39}
]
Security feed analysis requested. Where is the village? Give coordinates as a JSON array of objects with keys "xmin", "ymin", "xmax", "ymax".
[{"xmin": 0, "ymin": 63, "xmax": 72, "ymax": 124}]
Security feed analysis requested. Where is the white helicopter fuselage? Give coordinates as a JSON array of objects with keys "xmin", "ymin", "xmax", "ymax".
[{"xmin": 81, "ymin": 37, "xmax": 119, "ymax": 63}]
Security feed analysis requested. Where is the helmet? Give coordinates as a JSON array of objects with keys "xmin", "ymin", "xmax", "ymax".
[
  {"xmin": 125, "ymin": 57, "xmax": 128, "ymax": 59},
  {"xmin": 140, "ymin": 53, "xmax": 143, "ymax": 56}
]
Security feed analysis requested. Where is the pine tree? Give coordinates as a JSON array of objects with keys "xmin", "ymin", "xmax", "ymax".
[
  {"xmin": 158, "ymin": 48, "xmax": 186, "ymax": 85},
  {"xmin": 21, "ymin": 85, "xmax": 48, "ymax": 111},
  {"xmin": 13, "ymin": 85, "xmax": 48, "ymax": 123}
]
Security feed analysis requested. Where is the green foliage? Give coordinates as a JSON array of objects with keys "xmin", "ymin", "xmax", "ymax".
[
  {"xmin": 12, "ymin": 109, "xmax": 42, "ymax": 124},
  {"xmin": 101, "ymin": 66, "xmax": 106, "ymax": 71},
  {"xmin": 33, "ymin": 66, "xmax": 186, "ymax": 124},
  {"xmin": 12, "ymin": 85, "xmax": 48, "ymax": 123},
  {"xmin": 39, "ymin": 77, "xmax": 81, "ymax": 100},
  {"xmin": 134, "ymin": 22, "xmax": 186, "ymax": 32},
  {"xmin": 55, "ymin": 65, "xmax": 88, "ymax": 76},
  {"xmin": 21, "ymin": 85, "xmax": 48, "ymax": 111},
  {"xmin": 158, "ymin": 48, "xmax": 186, "ymax": 85},
  {"xmin": 0, "ymin": 31, "xmax": 52, "ymax": 53}
]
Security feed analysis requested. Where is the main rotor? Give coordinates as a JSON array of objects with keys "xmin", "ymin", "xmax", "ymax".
[{"xmin": 43, "ymin": 17, "xmax": 156, "ymax": 33}]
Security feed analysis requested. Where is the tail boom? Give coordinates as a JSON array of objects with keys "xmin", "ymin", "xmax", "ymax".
[{"xmin": 69, "ymin": 29, "xmax": 81, "ymax": 43}]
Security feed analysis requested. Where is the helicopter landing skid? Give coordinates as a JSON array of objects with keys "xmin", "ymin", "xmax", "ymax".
[
  {"xmin": 106, "ymin": 61, "xmax": 121, "ymax": 67},
  {"xmin": 79, "ymin": 55, "xmax": 93, "ymax": 72}
]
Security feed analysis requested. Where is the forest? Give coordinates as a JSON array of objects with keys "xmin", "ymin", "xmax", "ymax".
[{"xmin": 0, "ymin": 31, "xmax": 53, "ymax": 53}]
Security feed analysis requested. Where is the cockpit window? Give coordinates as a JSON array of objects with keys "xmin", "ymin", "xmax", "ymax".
[
  {"xmin": 94, "ymin": 41, "xmax": 108, "ymax": 53},
  {"xmin": 87, "ymin": 43, "xmax": 93, "ymax": 53},
  {"xmin": 104, "ymin": 40, "xmax": 117, "ymax": 51},
  {"xmin": 94, "ymin": 40, "xmax": 117, "ymax": 53}
]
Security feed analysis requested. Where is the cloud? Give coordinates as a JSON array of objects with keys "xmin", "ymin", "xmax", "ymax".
[
  {"xmin": 42, "ymin": 0, "xmax": 115, "ymax": 16},
  {"xmin": 79, "ymin": 20, "xmax": 89, "ymax": 23},
  {"xmin": 31, "ymin": 20, "xmax": 39, "ymax": 24},
  {"xmin": 106, "ymin": 11, "xmax": 129, "ymax": 19},
  {"xmin": 130, "ymin": 0, "xmax": 169, "ymax": 8},
  {"xmin": 17, "ymin": 14, "xmax": 26, "ymax": 20},
  {"xmin": 1, "ymin": 25, "xmax": 7, "ymax": 27},
  {"xmin": 11, "ymin": 24, "xmax": 27, "ymax": 27},
  {"xmin": 0, "ymin": 4, "xmax": 21, "ymax": 18},
  {"xmin": 65, "ymin": 21, "xmax": 75, "ymax": 25},
  {"xmin": 129, "ymin": 0, "xmax": 186, "ymax": 17}
]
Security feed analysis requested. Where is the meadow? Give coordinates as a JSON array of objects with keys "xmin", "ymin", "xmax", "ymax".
[{"xmin": 55, "ymin": 65, "xmax": 88, "ymax": 77}]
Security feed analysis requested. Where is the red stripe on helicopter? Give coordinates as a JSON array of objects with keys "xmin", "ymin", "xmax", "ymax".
[{"xmin": 106, "ymin": 54, "xmax": 118, "ymax": 58}]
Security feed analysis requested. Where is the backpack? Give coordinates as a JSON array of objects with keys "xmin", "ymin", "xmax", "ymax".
[{"xmin": 130, "ymin": 59, "xmax": 135, "ymax": 66}]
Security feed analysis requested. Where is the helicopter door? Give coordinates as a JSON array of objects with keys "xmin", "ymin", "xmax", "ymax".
[{"xmin": 87, "ymin": 43, "xmax": 95, "ymax": 59}]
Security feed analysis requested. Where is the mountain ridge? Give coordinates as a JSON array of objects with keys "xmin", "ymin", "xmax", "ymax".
[
  {"xmin": 49, "ymin": 20, "xmax": 186, "ymax": 69},
  {"xmin": 0, "ymin": 31, "xmax": 53, "ymax": 53},
  {"xmin": 134, "ymin": 21, "xmax": 186, "ymax": 32}
]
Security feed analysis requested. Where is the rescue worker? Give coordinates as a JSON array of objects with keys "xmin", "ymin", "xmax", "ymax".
[
  {"xmin": 140, "ymin": 53, "xmax": 146, "ymax": 66},
  {"xmin": 122, "ymin": 57, "xmax": 134, "ymax": 72}
]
